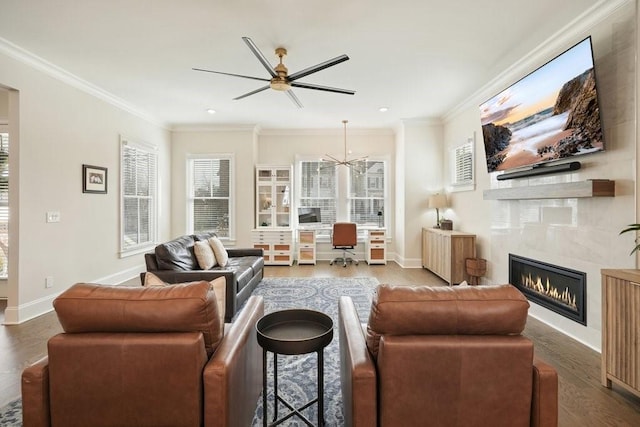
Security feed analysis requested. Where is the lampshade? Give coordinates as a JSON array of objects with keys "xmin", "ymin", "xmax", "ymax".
[{"xmin": 428, "ymin": 193, "xmax": 448, "ymax": 209}]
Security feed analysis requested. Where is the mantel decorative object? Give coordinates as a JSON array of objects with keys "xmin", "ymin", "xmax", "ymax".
[{"xmin": 82, "ymin": 164, "xmax": 107, "ymax": 194}]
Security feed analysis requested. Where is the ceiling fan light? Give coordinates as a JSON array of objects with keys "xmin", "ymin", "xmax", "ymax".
[{"xmin": 270, "ymin": 77, "xmax": 291, "ymax": 91}]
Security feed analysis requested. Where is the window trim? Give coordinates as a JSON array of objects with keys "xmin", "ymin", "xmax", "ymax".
[
  {"xmin": 451, "ymin": 139, "xmax": 475, "ymax": 192},
  {"xmin": 186, "ymin": 153, "xmax": 235, "ymax": 241},
  {"xmin": 119, "ymin": 136, "xmax": 158, "ymax": 257}
]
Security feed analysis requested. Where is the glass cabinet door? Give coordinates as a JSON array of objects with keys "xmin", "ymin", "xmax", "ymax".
[{"xmin": 256, "ymin": 166, "xmax": 292, "ymax": 228}]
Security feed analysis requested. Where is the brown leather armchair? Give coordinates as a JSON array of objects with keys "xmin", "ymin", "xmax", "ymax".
[
  {"xmin": 21, "ymin": 281, "xmax": 264, "ymax": 427},
  {"xmin": 339, "ymin": 284, "xmax": 558, "ymax": 427}
]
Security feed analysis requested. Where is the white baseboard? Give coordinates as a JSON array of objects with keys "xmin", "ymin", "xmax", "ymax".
[{"xmin": 2, "ymin": 263, "xmax": 145, "ymax": 325}]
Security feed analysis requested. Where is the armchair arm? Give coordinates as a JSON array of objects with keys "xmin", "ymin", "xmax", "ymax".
[
  {"xmin": 21, "ymin": 356, "xmax": 51, "ymax": 427},
  {"xmin": 227, "ymin": 248, "xmax": 264, "ymax": 258},
  {"xmin": 203, "ymin": 295, "xmax": 264, "ymax": 427},
  {"xmin": 531, "ymin": 357, "xmax": 558, "ymax": 427},
  {"xmin": 339, "ymin": 296, "xmax": 377, "ymax": 427}
]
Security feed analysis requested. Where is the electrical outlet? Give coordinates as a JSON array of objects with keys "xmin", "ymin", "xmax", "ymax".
[
  {"xmin": 46, "ymin": 211, "xmax": 61, "ymax": 223},
  {"xmin": 45, "ymin": 276, "xmax": 54, "ymax": 288}
]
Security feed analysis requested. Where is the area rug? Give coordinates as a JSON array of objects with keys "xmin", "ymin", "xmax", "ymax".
[
  {"xmin": 0, "ymin": 276, "xmax": 379, "ymax": 427},
  {"xmin": 249, "ymin": 276, "xmax": 378, "ymax": 426}
]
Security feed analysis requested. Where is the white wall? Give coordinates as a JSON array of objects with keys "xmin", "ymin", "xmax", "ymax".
[
  {"xmin": 397, "ymin": 120, "xmax": 444, "ymax": 267},
  {"xmin": 0, "ymin": 49, "xmax": 171, "ymax": 323},
  {"xmin": 170, "ymin": 126, "xmax": 258, "ymax": 247},
  {"xmin": 442, "ymin": 0, "xmax": 636, "ymax": 350}
]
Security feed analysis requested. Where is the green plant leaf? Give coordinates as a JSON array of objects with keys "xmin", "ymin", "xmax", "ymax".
[{"xmin": 620, "ymin": 224, "xmax": 640, "ymax": 235}]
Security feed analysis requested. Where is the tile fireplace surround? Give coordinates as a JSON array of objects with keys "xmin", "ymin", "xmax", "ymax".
[{"xmin": 487, "ymin": 180, "xmax": 634, "ymax": 350}]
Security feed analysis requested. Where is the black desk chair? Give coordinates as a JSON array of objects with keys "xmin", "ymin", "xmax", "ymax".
[{"xmin": 330, "ymin": 222, "xmax": 359, "ymax": 267}]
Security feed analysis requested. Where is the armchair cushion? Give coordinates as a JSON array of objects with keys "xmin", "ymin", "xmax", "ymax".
[
  {"xmin": 53, "ymin": 281, "xmax": 224, "ymax": 356},
  {"xmin": 366, "ymin": 284, "xmax": 529, "ymax": 359}
]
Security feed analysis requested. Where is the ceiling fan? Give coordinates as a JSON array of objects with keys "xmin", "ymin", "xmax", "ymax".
[{"xmin": 193, "ymin": 37, "xmax": 355, "ymax": 108}]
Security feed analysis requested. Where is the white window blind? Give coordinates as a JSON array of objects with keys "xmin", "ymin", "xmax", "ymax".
[
  {"xmin": 348, "ymin": 160, "xmax": 386, "ymax": 226},
  {"xmin": 453, "ymin": 141, "xmax": 474, "ymax": 188},
  {"xmin": 0, "ymin": 132, "xmax": 8, "ymax": 278},
  {"xmin": 189, "ymin": 157, "xmax": 233, "ymax": 237},
  {"xmin": 120, "ymin": 138, "xmax": 157, "ymax": 254},
  {"xmin": 298, "ymin": 160, "xmax": 337, "ymax": 226}
]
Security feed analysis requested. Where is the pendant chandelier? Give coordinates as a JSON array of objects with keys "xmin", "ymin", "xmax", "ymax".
[{"xmin": 322, "ymin": 120, "xmax": 368, "ymax": 172}]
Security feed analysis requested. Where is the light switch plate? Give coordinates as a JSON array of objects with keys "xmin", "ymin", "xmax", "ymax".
[{"xmin": 46, "ymin": 211, "xmax": 61, "ymax": 223}]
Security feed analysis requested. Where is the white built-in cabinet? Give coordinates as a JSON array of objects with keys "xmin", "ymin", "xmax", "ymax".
[{"xmin": 253, "ymin": 165, "xmax": 294, "ymax": 266}]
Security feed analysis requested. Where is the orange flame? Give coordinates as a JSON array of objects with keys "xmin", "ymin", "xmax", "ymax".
[{"xmin": 520, "ymin": 273, "xmax": 577, "ymax": 310}]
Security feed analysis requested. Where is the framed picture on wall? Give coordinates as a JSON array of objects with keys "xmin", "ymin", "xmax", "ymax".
[{"xmin": 82, "ymin": 164, "xmax": 107, "ymax": 194}]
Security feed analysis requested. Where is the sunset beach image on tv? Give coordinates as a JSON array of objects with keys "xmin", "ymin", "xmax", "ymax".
[{"xmin": 480, "ymin": 37, "xmax": 604, "ymax": 173}]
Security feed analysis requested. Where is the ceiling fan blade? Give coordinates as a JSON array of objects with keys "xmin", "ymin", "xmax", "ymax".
[
  {"xmin": 192, "ymin": 68, "xmax": 270, "ymax": 82},
  {"xmin": 242, "ymin": 37, "xmax": 277, "ymax": 78},
  {"xmin": 285, "ymin": 90, "xmax": 303, "ymax": 108},
  {"xmin": 290, "ymin": 81, "xmax": 355, "ymax": 95},
  {"xmin": 233, "ymin": 85, "xmax": 270, "ymax": 100},
  {"xmin": 288, "ymin": 54, "xmax": 349, "ymax": 81}
]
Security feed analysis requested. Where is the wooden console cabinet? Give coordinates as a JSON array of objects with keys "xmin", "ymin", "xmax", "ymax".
[
  {"xmin": 601, "ymin": 269, "xmax": 640, "ymax": 398},
  {"xmin": 422, "ymin": 228, "xmax": 476, "ymax": 285}
]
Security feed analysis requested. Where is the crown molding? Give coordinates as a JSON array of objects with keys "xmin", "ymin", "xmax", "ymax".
[
  {"xmin": 0, "ymin": 37, "xmax": 168, "ymax": 129},
  {"xmin": 170, "ymin": 124, "xmax": 259, "ymax": 133},
  {"xmin": 442, "ymin": 0, "xmax": 632, "ymax": 123},
  {"xmin": 257, "ymin": 127, "xmax": 396, "ymax": 137}
]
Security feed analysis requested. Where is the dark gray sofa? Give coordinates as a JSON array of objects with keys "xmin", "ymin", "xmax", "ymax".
[{"xmin": 140, "ymin": 233, "xmax": 264, "ymax": 322}]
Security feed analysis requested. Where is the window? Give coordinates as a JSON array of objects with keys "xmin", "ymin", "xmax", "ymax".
[
  {"xmin": 188, "ymin": 156, "xmax": 233, "ymax": 238},
  {"xmin": 297, "ymin": 160, "xmax": 336, "ymax": 226},
  {"xmin": 296, "ymin": 157, "xmax": 388, "ymax": 233},
  {"xmin": 452, "ymin": 140, "xmax": 474, "ymax": 190},
  {"xmin": 349, "ymin": 160, "xmax": 385, "ymax": 226},
  {"xmin": 120, "ymin": 137, "xmax": 157, "ymax": 255},
  {"xmin": 0, "ymin": 131, "xmax": 8, "ymax": 278}
]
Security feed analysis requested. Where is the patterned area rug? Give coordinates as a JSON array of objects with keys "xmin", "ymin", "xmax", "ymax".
[
  {"xmin": 0, "ymin": 276, "xmax": 378, "ymax": 427},
  {"xmin": 250, "ymin": 277, "xmax": 378, "ymax": 426}
]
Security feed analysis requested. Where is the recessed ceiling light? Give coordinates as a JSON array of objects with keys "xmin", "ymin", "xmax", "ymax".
[
  {"xmin": 206, "ymin": 109, "xmax": 216, "ymax": 114},
  {"xmin": 379, "ymin": 107, "xmax": 389, "ymax": 112}
]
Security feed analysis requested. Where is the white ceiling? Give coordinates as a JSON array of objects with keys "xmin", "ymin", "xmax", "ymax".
[{"xmin": 0, "ymin": 0, "xmax": 603, "ymax": 129}]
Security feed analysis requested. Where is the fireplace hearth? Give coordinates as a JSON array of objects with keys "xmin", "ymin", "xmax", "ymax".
[{"xmin": 509, "ymin": 254, "xmax": 586, "ymax": 325}]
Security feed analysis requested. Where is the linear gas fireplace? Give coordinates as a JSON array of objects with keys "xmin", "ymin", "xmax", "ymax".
[{"xmin": 509, "ymin": 254, "xmax": 586, "ymax": 325}]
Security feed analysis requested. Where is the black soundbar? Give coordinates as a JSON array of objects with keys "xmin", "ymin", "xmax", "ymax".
[{"xmin": 496, "ymin": 161, "xmax": 581, "ymax": 181}]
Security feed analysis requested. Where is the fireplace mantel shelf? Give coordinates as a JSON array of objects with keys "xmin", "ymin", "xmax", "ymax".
[{"xmin": 483, "ymin": 179, "xmax": 615, "ymax": 200}]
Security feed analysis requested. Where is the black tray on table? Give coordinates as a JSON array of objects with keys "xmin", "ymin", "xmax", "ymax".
[{"xmin": 256, "ymin": 309, "xmax": 333, "ymax": 355}]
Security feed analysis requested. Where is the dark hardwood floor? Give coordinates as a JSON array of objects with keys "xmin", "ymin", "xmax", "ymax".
[{"xmin": 2, "ymin": 262, "xmax": 640, "ymax": 426}]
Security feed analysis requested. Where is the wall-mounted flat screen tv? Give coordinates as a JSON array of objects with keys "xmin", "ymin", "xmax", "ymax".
[
  {"xmin": 298, "ymin": 207, "xmax": 321, "ymax": 224},
  {"xmin": 480, "ymin": 36, "xmax": 605, "ymax": 173}
]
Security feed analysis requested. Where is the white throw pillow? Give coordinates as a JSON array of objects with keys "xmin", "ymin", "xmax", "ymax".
[
  {"xmin": 194, "ymin": 240, "xmax": 217, "ymax": 270},
  {"xmin": 208, "ymin": 236, "xmax": 229, "ymax": 267}
]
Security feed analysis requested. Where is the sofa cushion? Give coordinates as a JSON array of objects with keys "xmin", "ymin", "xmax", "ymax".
[
  {"xmin": 194, "ymin": 240, "xmax": 217, "ymax": 269},
  {"xmin": 366, "ymin": 284, "xmax": 530, "ymax": 359},
  {"xmin": 53, "ymin": 281, "xmax": 224, "ymax": 356},
  {"xmin": 155, "ymin": 235, "xmax": 198, "ymax": 271},
  {"xmin": 208, "ymin": 236, "xmax": 229, "ymax": 267}
]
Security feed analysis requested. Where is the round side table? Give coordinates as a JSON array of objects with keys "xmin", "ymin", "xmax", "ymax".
[{"xmin": 256, "ymin": 309, "xmax": 334, "ymax": 427}]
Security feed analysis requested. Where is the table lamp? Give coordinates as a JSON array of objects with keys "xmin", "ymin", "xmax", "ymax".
[{"xmin": 428, "ymin": 193, "xmax": 448, "ymax": 228}]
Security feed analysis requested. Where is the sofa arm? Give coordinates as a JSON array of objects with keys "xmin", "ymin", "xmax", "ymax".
[
  {"xmin": 531, "ymin": 357, "xmax": 558, "ymax": 427},
  {"xmin": 227, "ymin": 248, "xmax": 264, "ymax": 258},
  {"xmin": 339, "ymin": 296, "xmax": 377, "ymax": 427},
  {"xmin": 21, "ymin": 356, "xmax": 51, "ymax": 427},
  {"xmin": 203, "ymin": 295, "xmax": 264, "ymax": 427}
]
